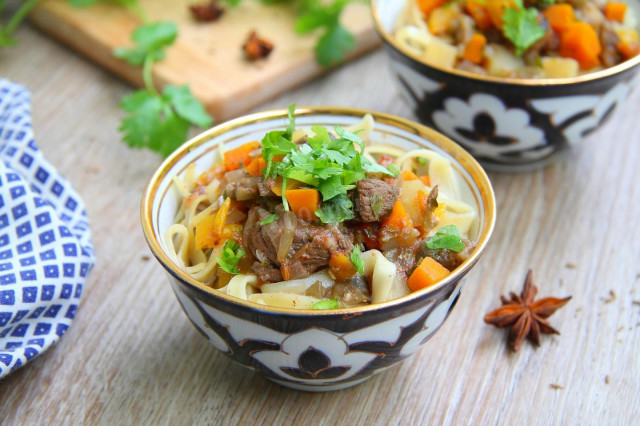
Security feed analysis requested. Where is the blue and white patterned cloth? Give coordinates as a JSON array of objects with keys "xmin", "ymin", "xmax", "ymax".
[{"xmin": 0, "ymin": 79, "xmax": 95, "ymax": 379}]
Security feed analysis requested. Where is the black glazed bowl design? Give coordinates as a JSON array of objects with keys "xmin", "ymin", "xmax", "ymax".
[
  {"xmin": 141, "ymin": 107, "xmax": 496, "ymax": 391},
  {"xmin": 372, "ymin": 0, "xmax": 640, "ymax": 172}
]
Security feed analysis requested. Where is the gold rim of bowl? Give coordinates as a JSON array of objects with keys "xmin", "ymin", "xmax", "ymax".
[
  {"xmin": 370, "ymin": 0, "xmax": 640, "ymax": 86},
  {"xmin": 140, "ymin": 106, "xmax": 497, "ymax": 316}
]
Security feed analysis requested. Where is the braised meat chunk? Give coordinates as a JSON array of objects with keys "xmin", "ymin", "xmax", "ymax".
[{"xmin": 353, "ymin": 179, "xmax": 399, "ymax": 222}]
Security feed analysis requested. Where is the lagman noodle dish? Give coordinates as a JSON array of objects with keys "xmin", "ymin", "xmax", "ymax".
[
  {"xmin": 395, "ymin": 0, "xmax": 640, "ymax": 78},
  {"xmin": 165, "ymin": 106, "xmax": 478, "ymax": 309}
]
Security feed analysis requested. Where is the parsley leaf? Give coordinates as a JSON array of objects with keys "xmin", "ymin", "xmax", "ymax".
[
  {"xmin": 350, "ymin": 245, "xmax": 364, "ymax": 275},
  {"xmin": 426, "ymin": 225, "xmax": 465, "ymax": 252},
  {"xmin": 260, "ymin": 214, "xmax": 278, "ymax": 225},
  {"xmin": 294, "ymin": 0, "xmax": 356, "ymax": 66},
  {"xmin": 315, "ymin": 194, "xmax": 355, "ymax": 224},
  {"xmin": 113, "ymin": 21, "xmax": 177, "ymax": 65},
  {"xmin": 163, "ymin": 84, "xmax": 213, "ymax": 128},
  {"xmin": 370, "ymin": 194, "xmax": 383, "ymax": 220},
  {"xmin": 119, "ymin": 85, "xmax": 212, "ymax": 157},
  {"xmin": 315, "ymin": 24, "xmax": 355, "ymax": 67},
  {"xmin": 502, "ymin": 6, "xmax": 545, "ymax": 56},
  {"xmin": 312, "ymin": 296, "xmax": 340, "ymax": 310},
  {"xmin": 216, "ymin": 240, "xmax": 245, "ymax": 274}
]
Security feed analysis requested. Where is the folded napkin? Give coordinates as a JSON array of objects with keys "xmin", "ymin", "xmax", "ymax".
[{"xmin": 0, "ymin": 79, "xmax": 96, "ymax": 379}]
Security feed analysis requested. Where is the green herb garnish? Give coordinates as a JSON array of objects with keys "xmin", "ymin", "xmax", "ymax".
[
  {"xmin": 426, "ymin": 225, "xmax": 465, "ymax": 252},
  {"xmin": 262, "ymin": 105, "xmax": 394, "ymax": 222},
  {"xmin": 502, "ymin": 1, "xmax": 546, "ymax": 56},
  {"xmin": 312, "ymin": 296, "xmax": 340, "ymax": 310},
  {"xmin": 260, "ymin": 214, "xmax": 278, "ymax": 226},
  {"xmin": 216, "ymin": 240, "xmax": 245, "ymax": 274},
  {"xmin": 417, "ymin": 157, "xmax": 427, "ymax": 166},
  {"xmin": 115, "ymin": 22, "xmax": 213, "ymax": 157},
  {"xmin": 315, "ymin": 194, "xmax": 356, "ymax": 224},
  {"xmin": 350, "ymin": 245, "xmax": 364, "ymax": 275},
  {"xmin": 370, "ymin": 194, "xmax": 383, "ymax": 220},
  {"xmin": 0, "ymin": 0, "xmax": 43, "ymax": 47},
  {"xmin": 387, "ymin": 163, "xmax": 400, "ymax": 178}
]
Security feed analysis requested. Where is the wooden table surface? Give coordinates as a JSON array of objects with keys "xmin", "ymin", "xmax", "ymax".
[{"xmin": 1, "ymin": 21, "xmax": 639, "ymax": 425}]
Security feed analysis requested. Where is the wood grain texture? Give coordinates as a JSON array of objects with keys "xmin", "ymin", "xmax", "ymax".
[
  {"xmin": 1, "ymin": 22, "xmax": 639, "ymax": 425},
  {"xmin": 28, "ymin": 0, "xmax": 380, "ymax": 121}
]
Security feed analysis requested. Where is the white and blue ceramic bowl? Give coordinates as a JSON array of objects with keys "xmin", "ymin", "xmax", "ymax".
[
  {"xmin": 141, "ymin": 107, "xmax": 496, "ymax": 391},
  {"xmin": 372, "ymin": 0, "xmax": 640, "ymax": 172}
]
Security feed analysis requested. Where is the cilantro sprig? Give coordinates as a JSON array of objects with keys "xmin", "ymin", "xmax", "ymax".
[
  {"xmin": 67, "ymin": 0, "xmax": 213, "ymax": 157},
  {"xmin": 261, "ymin": 104, "xmax": 393, "ymax": 223},
  {"xmin": 0, "ymin": 0, "xmax": 43, "ymax": 47},
  {"xmin": 312, "ymin": 296, "xmax": 340, "ymax": 310},
  {"xmin": 350, "ymin": 245, "xmax": 364, "ymax": 275},
  {"xmin": 426, "ymin": 225, "xmax": 465, "ymax": 252},
  {"xmin": 216, "ymin": 240, "xmax": 245, "ymax": 274},
  {"xmin": 502, "ymin": 0, "xmax": 546, "ymax": 56}
]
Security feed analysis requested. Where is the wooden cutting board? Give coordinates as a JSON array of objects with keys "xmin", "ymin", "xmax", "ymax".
[{"xmin": 29, "ymin": 0, "xmax": 381, "ymax": 121}]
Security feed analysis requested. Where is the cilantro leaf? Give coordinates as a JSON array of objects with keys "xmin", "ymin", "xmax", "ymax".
[
  {"xmin": 426, "ymin": 225, "xmax": 465, "ymax": 252},
  {"xmin": 118, "ymin": 89, "xmax": 189, "ymax": 157},
  {"xmin": 216, "ymin": 240, "xmax": 245, "ymax": 274},
  {"xmin": 350, "ymin": 245, "xmax": 364, "ymax": 275},
  {"xmin": 502, "ymin": 7, "xmax": 545, "ymax": 56},
  {"xmin": 315, "ymin": 24, "xmax": 355, "ymax": 67},
  {"xmin": 386, "ymin": 163, "xmax": 400, "ymax": 177},
  {"xmin": 260, "ymin": 214, "xmax": 278, "ymax": 225},
  {"xmin": 312, "ymin": 296, "xmax": 340, "ymax": 310},
  {"xmin": 162, "ymin": 85, "xmax": 213, "ymax": 128},
  {"xmin": 315, "ymin": 194, "xmax": 355, "ymax": 224},
  {"xmin": 113, "ymin": 21, "xmax": 177, "ymax": 65}
]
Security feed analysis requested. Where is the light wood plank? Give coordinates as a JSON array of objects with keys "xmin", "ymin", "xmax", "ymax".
[{"xmin": 0, "ymin": 21, "xmax": 639, "ymax": 425}]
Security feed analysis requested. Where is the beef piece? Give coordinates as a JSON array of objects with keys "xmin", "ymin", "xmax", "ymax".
[
  {"xmin": 600, "ymin": 22, "xmax": 621, "ymax": 68},
  {"xmin": 243, "ymin": 206, "xmax": 280, "ymax": 265},
  {"xmin": 282, "ymin": 222, "xmax": 354, "ymax": 280},
  {"xmin": 418, "ymin": 238, "xmax": 477, "ymax": 271},
  {"xmin": 353, "ymin": 179, "xmax": 399, "ymax": 223},
  {"xmin": 252, "ymin": 261, "xmax": 283, "ymax": 283},
  {"xmin": 224, "ymin": 169, "xmax": 262, "ymax": 201},
  {"xmin": 243, "ymin": 206, "xmax": 355, "ymax": 281}
]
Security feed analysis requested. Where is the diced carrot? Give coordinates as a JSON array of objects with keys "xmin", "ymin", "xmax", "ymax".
[
  {"xmin": 428, "ymin": 7, "xmax": 456, "ymax": 35},
  {"xmin": 285, "ymin": 188, "xmax": 320, "ymax": 221},
  {"xmin": 329, "ymin": 253, "xmax": 357, "ymax": 281},
  {"xmin": 465, "ymin": 0, "xmax": 492, "ymax": 30},
  {"xmin": 407, "ymin": 257, "xmax": 450, "ymax": 292},
  {"xmin": 617, "ymin": 40, "xmax": 640, "ymax": 59},
  {"xmin": 245, "ymin": 157, "xmax": 267, "ymax": 176},
  {"xmin": 382, "ymin": 200, "xmax": 413, "ymax": 230},
  {"xmin": 463, "ymin": 33, "xmax": 487, "ymax": 64},
  {"xmin": 605, "ymin": 2, "xmax": 627, "ymax": 23},
  {"xmin": 543, "ymin": 4, "xmax": 575, "ymax": 33},
  {"xmin": 419, "ymin": 175, "xmax": 431, "ymax": 186},
  {"xmin": 616, "ymin": 29, "xmax": 640, "ymax": 59},
  {"xmin": 417, "ymin": 0, "xmax": 449, "ymax": 17},
  {"xmin": 487, "ymin": 0, "xmax": 516, "ymax": 31},
  {"xmin": 401, "ymin": 170, "xmax": 419, "ymax": 181},
  {"xmin": 195, "ymin": 215, "xmax": 217, "ymax": 250},
  {"xmin": 224, "ymin": 141, "xmax": 260, "ymax": 171},
  {"xmin": 560, "ymin": 22, "xmax": 602, "ymax": 69}
]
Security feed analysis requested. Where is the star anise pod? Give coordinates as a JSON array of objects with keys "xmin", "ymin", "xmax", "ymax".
[
  {"xmin": 243, "ymin": 31, "xmax": 274, "ymax": 61},
  {"xmin": 190, "ymin": 1, "xmax": 224, "ymax": 22},
  {"xmin": 484, "ymin": 270, "xmax": 571, "ymax": 352}
]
